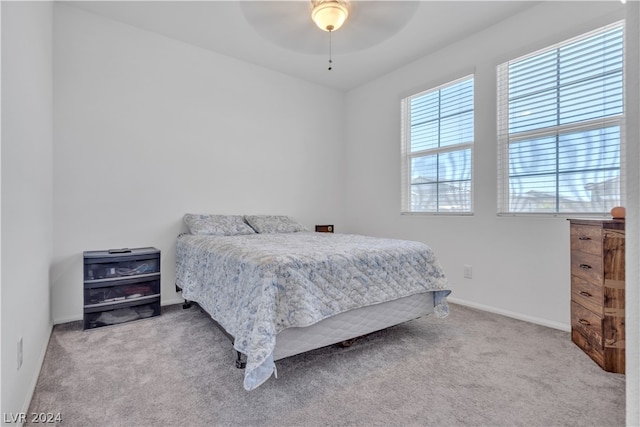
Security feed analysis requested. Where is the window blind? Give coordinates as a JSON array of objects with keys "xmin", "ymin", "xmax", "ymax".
[
  {"xmin": 401, "ymin": 76, "xmax": 474, "ymax": 213},
  {"xmin": 497, "ymin": 22, "xmax": 624, "ymax": 215}
]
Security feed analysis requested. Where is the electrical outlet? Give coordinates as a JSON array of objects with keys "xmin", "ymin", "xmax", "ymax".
[
  {"xmin": 464, "ymin": 264, "xmax": 473, "ymax": 279},
  {"xmin": 17, "ymin": 337, "xmax": 23, "ymax": 370}
]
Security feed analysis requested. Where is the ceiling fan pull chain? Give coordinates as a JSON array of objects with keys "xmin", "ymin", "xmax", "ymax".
[{"xmin": 328, "ymin": 29, "xmax": 333, "ymax": 71}]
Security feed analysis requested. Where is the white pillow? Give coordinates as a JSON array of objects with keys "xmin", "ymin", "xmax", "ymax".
[
  {"xmin": 244, "ymin": 215, "xmax": 308, "ymax": 234},
  {"xmin": 183, "ymin": 214, "xmax": 256, "ymax": 236}
]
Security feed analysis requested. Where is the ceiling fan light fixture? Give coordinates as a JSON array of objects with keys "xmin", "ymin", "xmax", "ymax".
[{"xmin": 311, "ymin": 0, "xmax": 349, "ymax": 32}]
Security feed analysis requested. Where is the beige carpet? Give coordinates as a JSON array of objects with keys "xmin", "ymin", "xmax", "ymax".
[{"xmin": 26, "ymin": 303, "xmax": 625, "ymax": 426}]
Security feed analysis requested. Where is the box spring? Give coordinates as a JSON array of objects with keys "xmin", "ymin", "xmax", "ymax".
[{"xmin": 273, "ymin": 292, "xmax": 435, "ymax": 360}]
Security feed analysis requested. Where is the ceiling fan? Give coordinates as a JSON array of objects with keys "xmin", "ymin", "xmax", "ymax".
[{"xmin": 239, "ymin": 1, "xmax": 420, "ymax": 56}]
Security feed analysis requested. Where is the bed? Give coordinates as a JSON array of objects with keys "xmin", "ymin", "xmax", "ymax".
[{"xmin": 175, "ymin": 214, "xmax": 451, "ymax": 390}]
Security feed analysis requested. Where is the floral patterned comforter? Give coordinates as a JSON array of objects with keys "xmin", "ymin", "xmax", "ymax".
[{"xmin": 175, "ymin": 231, "xmax": 450, "ymax": 390}]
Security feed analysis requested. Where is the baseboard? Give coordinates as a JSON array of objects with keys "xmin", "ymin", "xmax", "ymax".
[
  {"xmin": 19, "ymin": 321, "xmax": 54, "ymax": 427},
  {"xmin": 448, "ymin": 297, "xmax": 571, "ymax": 332},
  {"xmin": 162, "ymin": 296, "xmax": 184, "ymax": 307},
  {"xmin": 53, "ymin": 314, "xmax": 83, "ymax": 325}
]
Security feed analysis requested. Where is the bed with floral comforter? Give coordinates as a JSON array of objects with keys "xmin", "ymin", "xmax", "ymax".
[{"xmin": 175, "ymin": 215, "xmax": 450, "ymax": 390}]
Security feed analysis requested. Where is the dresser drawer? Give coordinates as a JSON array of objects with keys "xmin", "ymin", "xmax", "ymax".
[
  {"xmin": 571, "ymin": 301, "xmax": 603, "ymax": 349},
  {"xmin": 571, "ymin": 276, "xmax": 604, "ymax": 316},
  {"xmin": 84, "ymin": 301, "xmax": 160, "ymax": 330},
  {"xmin": 570, "ymin": 250, "xmax": 603, "ymax": 283},
  {"xmin": 570, "ymin": 224, "xmax": 602, "ymax": 256},
  {"xmin": 84, "ymin": 277, "xmax": 160, "ymax": 307},
  {"xmin": 571, "ymin": 329, "xmax": 604, "ymax": 368}
]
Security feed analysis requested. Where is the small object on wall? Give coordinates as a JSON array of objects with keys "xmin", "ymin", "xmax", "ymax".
[
  {"xmin": 315, "ymin": 225, "xmax": 334, "ymax": 233},
  {"xmin": 610, "ymin": 206, "xmax": 625, "ymax": 219}
]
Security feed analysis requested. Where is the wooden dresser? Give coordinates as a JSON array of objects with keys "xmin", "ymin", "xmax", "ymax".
[{"xmin": 569, "ymin": 218, "xmax": 625, "ymax": 373}]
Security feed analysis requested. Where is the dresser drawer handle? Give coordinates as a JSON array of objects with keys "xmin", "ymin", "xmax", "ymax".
[
  {"xmin": 578, "ymin": 319, "xmax": 591, "ymax": 326},
  {"xmin": 579, "ymin": 291, "xmax": 592, "ymax": 297},
  {"xmin": 578, "ymin": 236, "xmax": 592, "ymax": 241},
  {"xmin": 579, "ymin": 264, "xmax": 592, "ymax": 270}
]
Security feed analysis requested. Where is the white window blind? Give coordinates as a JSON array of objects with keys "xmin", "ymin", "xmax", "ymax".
[
  {"xmin": 497, "ymin": 22, "xmax": 625, "ymax": 215},
  {"xmin": 401, "ymin": 76, "xmax": 474, "ymax": 214}
]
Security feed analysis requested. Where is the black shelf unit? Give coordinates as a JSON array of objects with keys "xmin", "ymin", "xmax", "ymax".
[{"xmin": 83, "ymin": 247, "xmax": 161, "ymax": 330}]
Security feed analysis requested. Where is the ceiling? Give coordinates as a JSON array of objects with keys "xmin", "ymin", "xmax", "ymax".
[{"xmin": 65, "ymin": 1, "xmax": 539, "ymax": 92}]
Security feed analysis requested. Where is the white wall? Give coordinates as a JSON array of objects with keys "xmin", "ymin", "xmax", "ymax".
[
  {"xmin": 1, "ymin": 1, "xmax": 54, "ymax": 418},
  {"xmin": 344, "ymin": 1, "xmax": 627, "ymax": 329},
  {"xmin": 51, "ymin": 5, "xmax": 347, "ymax": 323}
]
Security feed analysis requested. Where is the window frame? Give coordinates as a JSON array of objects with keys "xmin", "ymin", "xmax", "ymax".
[
  {"xmin": 496, "ymin": 21, "xmax": 626, "ymax": 217},
  {"xmin": 401, "ymin": 74, "xmax": 475, "ymax": 215}
]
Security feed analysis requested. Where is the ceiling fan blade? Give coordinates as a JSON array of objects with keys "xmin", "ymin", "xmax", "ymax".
[
  {"xmin": 241, "ymin": 1, "xmax": 328, "ymax": 53},
  {"xmin": 348, "ymin": 1, "xmax": 419, "ymax": 33},
  {"xmin": 240, "ymin": 1, "xmax": 419, "ymax": 55}
]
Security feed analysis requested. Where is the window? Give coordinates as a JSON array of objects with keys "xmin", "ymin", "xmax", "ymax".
[
  {"xmin": 401, "ymin": 76, "xmax": 474, "ymax": 213},
  {"xmin": 497, "ymin": 22, "xmax": 624, "ymax": 215}
]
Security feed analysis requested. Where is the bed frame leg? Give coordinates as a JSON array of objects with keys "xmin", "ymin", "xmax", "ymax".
[
  {"xmin": 175, "ymin": 284, "xmax": 192, "ymax": 309},
  {"xmin": 340, "ymin": 337, "xmax": 359, "ymax": 347},
  {"xmin": 235, "ymin": 351, "xmax": 246, "ymax": 369}
]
